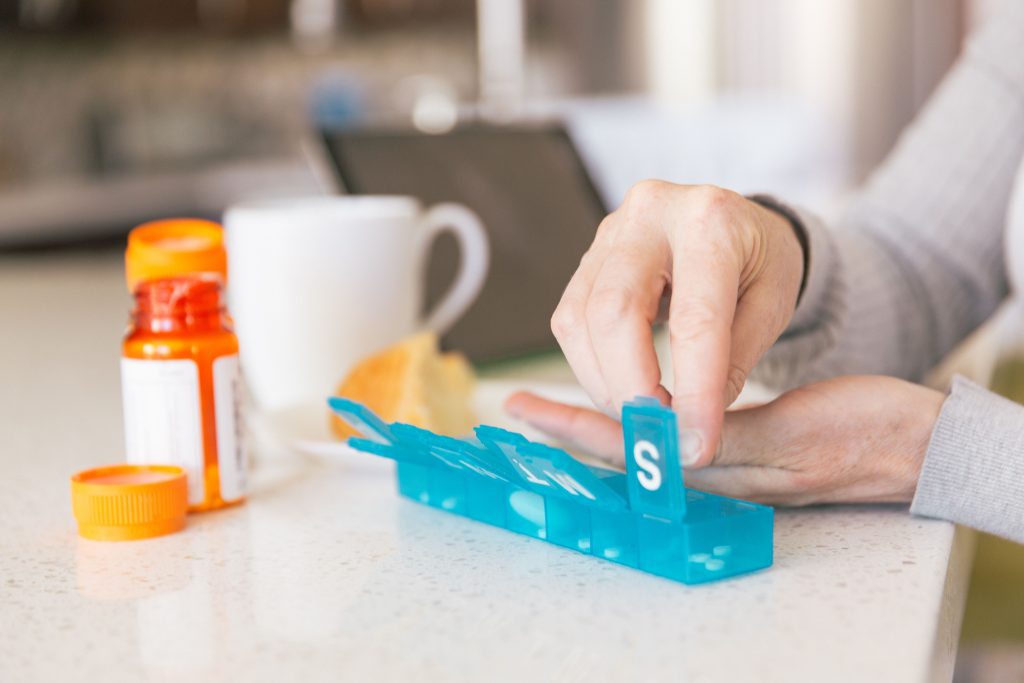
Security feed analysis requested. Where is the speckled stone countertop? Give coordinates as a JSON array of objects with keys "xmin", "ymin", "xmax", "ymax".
[{"xmin": 0, "ymin": 249, "xmax": 973, "ymax": 682}]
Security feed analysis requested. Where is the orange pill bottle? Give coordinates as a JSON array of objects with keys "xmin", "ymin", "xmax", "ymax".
[{"xmin": 121, "ymin": 219, "xmax": 247, "ymax": 512}]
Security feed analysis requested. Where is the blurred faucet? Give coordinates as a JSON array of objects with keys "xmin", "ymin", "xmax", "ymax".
[
  {"xmin": 476, "ymin": 0, "xmax": 525, "ymax": 121},
  {"xmin": 290, "ymin": 0, "xmax": 341, "ymax": 49}
]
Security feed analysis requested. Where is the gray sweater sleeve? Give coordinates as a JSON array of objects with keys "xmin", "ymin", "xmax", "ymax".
[
  {"xmin": 749, "ymin": 1, "xmax": 1024, "ymax": 538},
  {"xmin": 912, "ymin": 376, "xmax": 1024, "ymax": 543},
  {"xmin": 755, "ymin": 1, "xmax": 1024, "ymax": 388}
]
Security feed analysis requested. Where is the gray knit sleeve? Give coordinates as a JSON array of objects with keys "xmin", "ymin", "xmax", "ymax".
[
  {"xmin": 912, "ymin": 376, "xmax": 1024, "ymax": 543},
  {"xmin": 751, "ymin": 0, "xmax": 1024, "ymax": 391}
]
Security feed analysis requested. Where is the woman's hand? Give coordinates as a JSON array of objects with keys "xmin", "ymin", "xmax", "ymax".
[
  {"xmin": 550, "ymin": 181, "xmax": 804, "ymax": 467},
  {"xmin": 505, "ymin": 376, "xmax": 945, "ymax": 505}
]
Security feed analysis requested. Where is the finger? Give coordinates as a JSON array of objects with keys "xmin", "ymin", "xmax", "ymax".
[
  {"xmin": 586, "ymin": 237, "xmax": 672, "ymax": 414},
  {"xmin": 504, "ymin": 391, "xmax": 625, "ymax": 466},
  {"xmin": 683, "ymin": 465, "xmax": 804, "ymax": 506},
  {"xmin": 551, "ymin": 218, "xmax": 620, "ymax": 413},
  {"xmin": 668, "ymin": 232, "xmax": 742, "ymax": 468}
]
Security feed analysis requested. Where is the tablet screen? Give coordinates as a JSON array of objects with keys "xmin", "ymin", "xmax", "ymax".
[{"xmin": 320, "ymin": 123, "xmax": 608, "ymax": 363}]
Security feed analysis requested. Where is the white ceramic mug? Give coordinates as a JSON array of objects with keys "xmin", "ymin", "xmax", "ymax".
[{"xmin": 223, "ymin": 195, "xmax": 489, "ymax": 415}]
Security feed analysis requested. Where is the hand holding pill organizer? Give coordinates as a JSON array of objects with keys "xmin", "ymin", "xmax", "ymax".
[{"xmin": 330, "ymin": 395, "xmax": 773, "ymax": 585}]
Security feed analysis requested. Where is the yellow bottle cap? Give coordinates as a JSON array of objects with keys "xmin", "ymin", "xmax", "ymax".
[
  {"xmin": 125, "ymin": 218, "xmax": 227, "ymax": 291},
  {"xmin": 70, "ymin": 465, "xmax": 188, "ymax": 541}
]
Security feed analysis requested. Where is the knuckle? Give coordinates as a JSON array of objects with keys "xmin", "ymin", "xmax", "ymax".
[
  {"xmin": 624, "ymin": 179, "xmax": 668, "ymax": 210},
  {"xmin": 689, "ymin": 184, "xmax": 738, "ymax": 217},
  {"xmin": 550, "ymin": 305, "xmax": 581, "ymax": 340},
  {"xmin": 586, "ymin": 286, "xmax": 635, "ymax": 330},
  {"xmin": 594, "ymin": 215, "xmax": 617, "ymax": 240},
  {"xmin": 668, "ymin": 299, "xmax": 720, "ymax": 343}
]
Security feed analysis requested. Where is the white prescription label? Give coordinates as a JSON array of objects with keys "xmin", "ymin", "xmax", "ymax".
[
  {"xmin": 121, "ymin": 358, "xmax": 205, "ymax": 505},
  {"xmin": 213, "ymin": 354, "xmax": 247, "ymax": 501}
]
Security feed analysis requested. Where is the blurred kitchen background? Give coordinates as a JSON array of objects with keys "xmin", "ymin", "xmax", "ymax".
[
  {"xmin": 1, "ymin": 0, "xmax": 1020, "ymax": 678},
  {"xmin": 0, "ymin": 0, "xmax": 1001, "ymax": 245}
]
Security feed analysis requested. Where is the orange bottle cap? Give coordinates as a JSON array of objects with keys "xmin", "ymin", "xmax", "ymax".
[
  {"xmin": 71, "ymin": 465, "xmax": 188, "ymax": 541},
  {"xmin": 125, "ymin": 218, "xmax": 227, "ymax": 291}
]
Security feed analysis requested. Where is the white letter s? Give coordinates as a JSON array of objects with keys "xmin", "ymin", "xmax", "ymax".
[{"xmin": 633, "ymin": 440, "xmax": 662, "ymax": 491}]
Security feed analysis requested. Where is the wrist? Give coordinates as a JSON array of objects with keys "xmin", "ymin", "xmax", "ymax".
[{"xmin": 902, "ymin": 384, "xmax": 946, "ymax": 499}]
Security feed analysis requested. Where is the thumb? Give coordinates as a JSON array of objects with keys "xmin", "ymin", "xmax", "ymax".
[{"xmin": 721, "ymin": 289, "xmax": 793, "ymax": 409}]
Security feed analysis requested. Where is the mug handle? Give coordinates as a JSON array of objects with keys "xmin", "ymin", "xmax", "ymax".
[{"xmin": 419, "ymin": 203, "xmax": 490, "ymax": 334}]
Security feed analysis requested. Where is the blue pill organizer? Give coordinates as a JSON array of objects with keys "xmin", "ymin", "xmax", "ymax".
[{"xmin": 329, "ymin": 396, "xmax": 773, "ymax": 584}]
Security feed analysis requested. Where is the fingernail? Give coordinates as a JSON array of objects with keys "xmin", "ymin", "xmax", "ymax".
[{"xmin": 679, "ymin": 429, "xmax": 704, "ymax": 466}]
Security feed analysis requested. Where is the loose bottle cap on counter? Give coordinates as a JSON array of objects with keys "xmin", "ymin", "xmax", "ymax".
[
  {"xmin": 125, "ymin": 218, "xmax": 227, "ymax": 291},
  {"xmin": 70, "ymin": 465, "xmax": 188, "ymax": 541}
]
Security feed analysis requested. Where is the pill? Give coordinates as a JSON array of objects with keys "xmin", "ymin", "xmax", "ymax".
[
  {"xmin": 508, "ymin": 490, "xmax": 545, "ymax": 526},
  {"xmin": 705, "ymin": 559, "xmax": 725, "ymax": 571}
]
